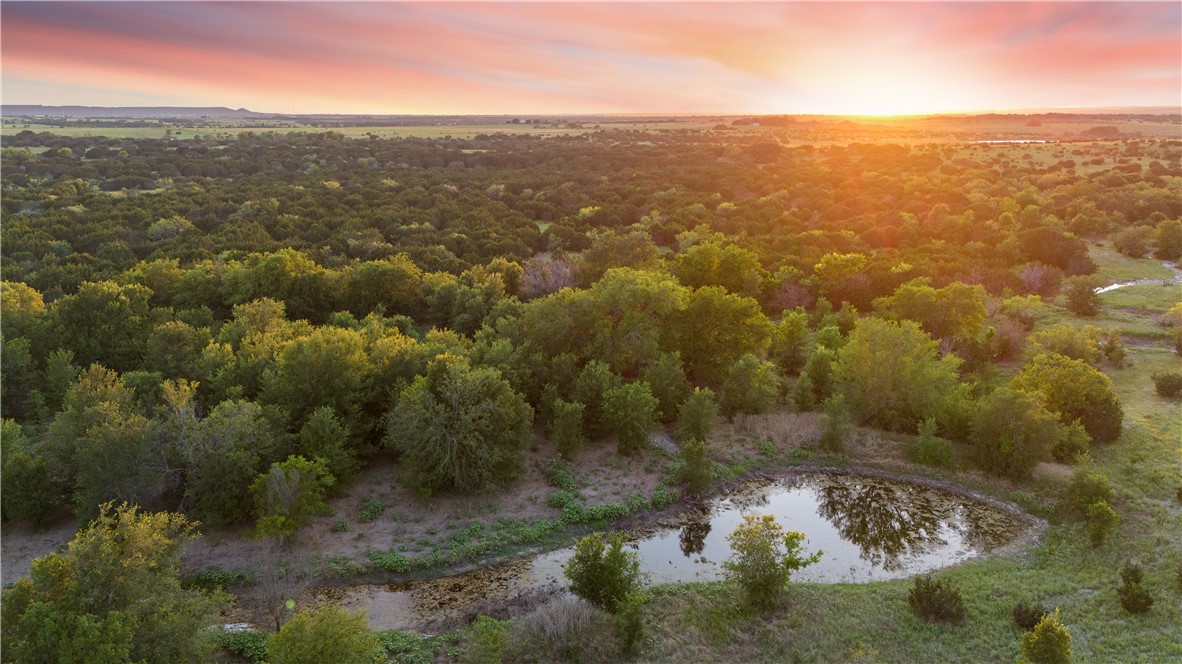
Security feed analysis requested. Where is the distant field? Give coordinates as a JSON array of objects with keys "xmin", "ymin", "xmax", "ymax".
[{"xmin": 0, "ymin": 120, "xmax": 722, "ymax": 140}]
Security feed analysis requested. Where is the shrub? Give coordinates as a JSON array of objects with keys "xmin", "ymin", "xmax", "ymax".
[
  {"xmin": 603, "ymin": 382, "xmax": 659, "ymax": 456},
  {"xmin": 907, "ymin": 417, "xmax": 954, "ymax": 468},
  {"xmin": 367, "ymin": 550, "xmax": 411, "ymax": 573},
  {"xmin": 218, "ymin": 629, "xmax": 269, "ymax": 664},
  {"xmin": 564, "ymin": 531, "xmax": 642, "ymax": 613},
  {"xmin": 358, "ymin": 498, "xmax": 385, "ymax": 523},
  {"xmin": 1012, "ymin": 602, "xmax": 1049, "ymax": 631},
  {"xmin": 267, "ymin": 605, "xmax": 384, "ymax": 664},
  {"xmin": 679, "ymin": 438, "xmax": 713, "ymax": 494},
  {"xmin": 1085, "ymin": 499, "xmax": 1119, "ymax": 547},
  {"xmin": 676, "ymin": 387, "xmax": 718, "ymax": 441},
  {"xmin": 511, "ymin": 595, "xmax": 601, "ymax": 662},
  {"xmin": 908, "ymin": 575, "xmax": 967, "ymax": 625},
  {"xmin": 1050, "ymin": 421, "xmax": 1090, "ymax": 464},
  {"xmin": 614, "ymin": 591, "xmax": 646, "ymax": 656},
  {"xmin": 723, "ymin": 514, "xmax": 822, "ymax": 611},
  {"xmin": 331, "ymin": 520, "xmax": 349, "ymax": 533},
  {"xmin": 1019, "ymin": 609, "xmax": 1072, "ymax": 664},
  {"xmin": 792, "ymin": 373, "xmax": 815, "ymax": 411},
  {"xmin": 1065, "ymin": 468, "xmax": 1115, "ymax": 516},
  {"xmin": 542, "ymin": 457, "xmax": 578, "ymax": 493},
  {"xmin": 377, "ymin": 630, "xmax": 441, "ymax": 664},
  {"xmin": 1117, "ymin": 562, "xmax": 1154, "ymax": 614},
  {"xmin": 462, "ymin": 615, "xmax": 508, "ymax": 664},
  {"xmin": 817, "ymin": 394, "xmax": 851, "ymax": 453},
  {"xmin": 1151, "ymin": 372, "xmax": 1182, "ymax": 398}
]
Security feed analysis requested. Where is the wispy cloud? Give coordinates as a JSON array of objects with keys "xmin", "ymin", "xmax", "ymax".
[{"xmin": 2, "ymin": 2, "xmax": 1178, "ymax": 114}]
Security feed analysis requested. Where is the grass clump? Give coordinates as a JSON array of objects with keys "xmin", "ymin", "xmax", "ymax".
[
  {"xmin": 907, "ymin": 575, "xmax": 967, "ymax": 625},
  {"xmin": 542, "ymin": 457, "xmax": 579, "ymax": 493},
  {"xmin": 367, "ymin": 550, "xmax": 411, "ymax": 573}
]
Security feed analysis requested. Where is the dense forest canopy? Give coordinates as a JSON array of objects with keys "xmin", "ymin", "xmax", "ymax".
[{"xmin": 1, "ymin": 124, "xmax": 1179, "ymax": 527}]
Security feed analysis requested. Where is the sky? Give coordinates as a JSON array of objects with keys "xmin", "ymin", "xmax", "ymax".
[{"xmin": 2, "ymin": 2, "xmax": 1180, "ymax": 116}]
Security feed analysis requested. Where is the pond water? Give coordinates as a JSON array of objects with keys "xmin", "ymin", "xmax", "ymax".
[{"xmin": 302, "ymin": 472, "xmax": 1029, "ymax": 630}]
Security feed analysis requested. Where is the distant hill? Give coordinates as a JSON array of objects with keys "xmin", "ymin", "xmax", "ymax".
[{"xmin": 2, "ymin": 105, "xmax": 264, "ymax": 119}]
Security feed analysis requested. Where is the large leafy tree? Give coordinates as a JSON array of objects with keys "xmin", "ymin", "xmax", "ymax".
[
  {"xmin": 1011, "ymin": 352, "xmax": 1123, "ymax": 443},
  {"xmin": 0, "ymin": 503, "xmax": 223, "ymax": 664},
  {"xmin": 267, "ymin": 605, "xmax": 384, "ymax": 664},
  {"xmin": 832, "ymin": 317, "xmax": 962, "ymax": 433},
  {"xmin": 675, "ymin": 286, "xmax": 772, "ymax": 385},
  {"xmin": 603, "ymin": 381, "xmax": 659, "ymax": 456},
  {"xmin": 386, "ymin": 354, "xmax": 532, "ymax": 493}
]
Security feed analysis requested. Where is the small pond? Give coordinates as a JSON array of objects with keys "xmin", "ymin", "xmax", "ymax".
[{"xmin": 302, "ymin": 472, "xmax": 1030, "ymax": 630}]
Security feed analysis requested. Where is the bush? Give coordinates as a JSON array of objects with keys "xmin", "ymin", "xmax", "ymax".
[
  {"xmin": 676, "ymin": 387, "xmax": 718, "ymax": 441},
  {"xmin": 817, "ymin": 393, "xmax": 851, "ymax": 453},
  {"xmin": 1085, "ymin": 499, "xmax": 1119, "ymax": 547},
  {"xmin": 723, "ymin": 514, "xmax": 821, "ymax": 611},
  {"xmin": 1050, "ymin": 421, "xmax": 1090, "ymax": 464},
  {"xmin": 908, "ymin": 575, "xmax": 967, "ymax": 625},
  {"xmin": 1065, "ymin": 468, "xmax": 1115, "ymax": 516},
  {"xmin": 1020, "ymin": 609, "xmax": 1072, "ymax": 664},
  {"xmin": 907, "ymin": 417, "xmax": 954, "ymax": 468},
  {"xmin": 1117, "ymin": 562, "xmax": 1154, "ymax": 614},
  {"xmin": 542, "ymin": 457, "xmax": 578, "ymax": 493},
  {"xmin": 462, "ymin": 615, "xmax": 508, "ymax": 664},
  {"xmin": 267, "ymin": 605, "xmax": 384, "ymax": 664},
  {"xmin": 219, "ymin": 629, "xmax": 270, "ymax": 664},
  {"xmin": 1151, "ymin": 372, "xmax": 1182, "ymax": 398},
  {"xmin": 367, "ymin": 550, "xmax": 411, "ymax": 573},
  {"xmin": 1013, "ymin": 602, "xmax": 1049, "ymax": 631},
  {"xmin": 614, "ymin": 590, "xmax": 646, "ymax": 656},
  {"xmin": 792, "ymin": 373, "xmax": 815, "ymax": 411},
  {"xmin": 679, "ymin": 438, "xmax": 713, "ymax": 494},
  {"xmin": 511, "ymin": 595, "xmax": 602, "ymax": 662},
  {"xmin": 357, "ymin": 498, "xmax": 385, "ymax": 524},
  {"xmin": 564, "ymin": 531, "xmax": 642, "ymax": 613}
]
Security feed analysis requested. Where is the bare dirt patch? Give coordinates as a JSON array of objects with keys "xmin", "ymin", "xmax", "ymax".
[{"xmin": 182, "ymin": 435, "xmax": 667, "ymax": 579}]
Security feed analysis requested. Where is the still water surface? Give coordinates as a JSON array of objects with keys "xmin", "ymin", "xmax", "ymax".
[{"xmin": 310, "ymin": 472, "xmax": 1028, "ymax": 629}]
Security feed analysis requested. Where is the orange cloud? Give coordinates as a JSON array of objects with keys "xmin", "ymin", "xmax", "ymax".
[{"xmin": 2, "ymin": 2, "xmax": 1178, "ymax": 114}]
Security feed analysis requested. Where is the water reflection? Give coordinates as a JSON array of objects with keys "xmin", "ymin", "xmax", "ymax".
[
  {"xmin": 814, "ymin": 477, "xmax": 950, "ymax": 571},
  {"xmin": 678, "ymin": 519, "xmax": 711, "ymax": 557}
]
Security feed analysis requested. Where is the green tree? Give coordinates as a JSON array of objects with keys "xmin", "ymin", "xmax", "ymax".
[
  {"xmin": 676, "ymin": 387, "xmax": 718, "ymax": 442},
  {"xmin": 251, "ymin": 456, "xmax": 335, "ymax": 539},
  {"xmin": 297, "ymin": 406, "xmax": 360, "ymax": 485},
  {"xmin": 676, "ymin": 286, "xmax": 772, "ymax": 385},
  {"xmin": 387, "ymin": 354, "xmax": 532, "ymax": 493},
  {"xmin": 1026, "ymin": 324, "xmax": 1104, "ymax": 365},
  {"xmin": 1085, "ymin": 499, "xmax": 1119, "ymax": 547},
  {"xmin": 184, "ymin": 399, "xmax": 282, "ymax": 526},
  {"xmin": 802, "ymin": 346, "xmax": 835, "ymax": 404},
  {"xmin": 1063, "ymin": 276, "xmax": 1101, "ymax": 318},
  {"xmin": 673, "ymin": 240, "xmax": 768, "ymax": 298},
  {"xmin": 769, "ymin": 311, "xmax": 810, "ymax": 375},
  {"xmin": 679, "ymin": 438, "xmax": 712, "ymax": 493},
  {"xmin": 603, "ymin": 382, "xmax": 659, "ymax": 456},
  {"xmin": 873, "ymin": 279, "xmax": 986, "ymax": 341},
  {"xmin": 573, "ymin": 360, "xmax": 621, "ymax": 439},
  {"xmin": 792, "ymin": 373, "xmax": 816, "ymax": 411},
  {"xmin": 818, "ymin": 394, "xmax": 851, "ymax": 453},
  {"xmin": 641, "ymin": 352, "xmax": 691, "ymax": 422},
  {"xmin": 1153, "ymin": 218, "xmax": 1182, "ymax": 261},
  {"xmin": 1020, "ymin": 609, "xmax": 1072, "ymax": 663},
  {"xmin": 719, "ymin": 354, "xmax": 779, "ymax": 418},
  {"xmin": 832, "ymin": 317, "xmax": 962, "ymax": 433},
  {"xmin": 549, "ymin": 398, "xmax": 586, "ymax": 459},
  {"xmin": 0, "ymin": 420, "xmax": 59, "ymax": 526},
  {"xmin": 723, "ymin": 514, "xmax": 821, "ymax": 611},
  {"xmin": 1012, "ymin": 353, "xmax": 1123, "ymax": 443},
  {"xmin": 0, "ymin": 503, "xmax": 222, "ymax": 663},
  {"xmin": 564, "ymin": 531, "xmax": 642, "ymax": 613},
  {"xmin": 266, "ymin": 605, "xmax": 383, "ymax": 664},
  {"xmin": 970, "ymin": 388, "xmax": 1061, "ymax": 479},
  {"xmin": 261, "ymin": 326, "xmax": 372, "ymax": 433},
  {"xmin": 47, "ymin": 281, "xmax": 152, "ymax": 372}
]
